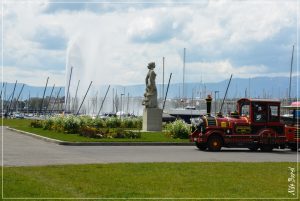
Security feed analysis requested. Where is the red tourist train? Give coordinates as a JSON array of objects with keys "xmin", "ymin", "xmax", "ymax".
[
  {"xmin": 190, "ymin": 96, "xmax": 299, "ymax": 152},
  {"xmin": 283, "ymin": 101, "xmax": 300, "ymax": 151}
]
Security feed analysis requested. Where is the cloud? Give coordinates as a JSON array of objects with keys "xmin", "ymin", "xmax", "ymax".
[
  {"xmin": 3, "ymin": 1, "xmax": 66, "ymax": 71},
  {"xmin": 1, "ymin": 66, "xmax": 65, "ymax": 86},
  {"xmin": 43, "ymin": 0, "xmax": 201, "ymax": 14},
  {"xmin": 182, "ymin": 1, "xmax": 297, "ymax": 57},
  {"xmin": 185, "ymin": 60, "xmax": 269, "ymax": 83},
  {"xmin": 2, "ymin": 0, "xmax": 298, "ymax": 89},
  {"xmin": 34, "ymin": 26, "xmax": 67, "ymax": 50},
  {"xmin": 44, "ymin": 2, "xmax": 88, "ymax": 13},
  {"xmin": 127, "ymin": 8, "xmax": 188, "ymax": 43}
]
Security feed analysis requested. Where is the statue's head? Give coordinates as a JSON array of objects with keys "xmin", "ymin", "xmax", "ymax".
[{"xmin": 147, "ymin": 62, "xmax": 155, "ymax": 69}]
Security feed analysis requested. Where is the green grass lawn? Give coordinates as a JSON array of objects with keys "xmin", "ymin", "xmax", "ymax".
[
  {"xmin": 2, "ymin": 162, "xmax": 298, "ymax": 200},
  {"xmin": 2, "ymin": 119, "xmax": 189, "ymax": 143}
]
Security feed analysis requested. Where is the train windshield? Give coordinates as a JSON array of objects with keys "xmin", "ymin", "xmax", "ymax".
[{"xmin": 239, "ymin": 100, "xmax": 250, "ymax": 117}]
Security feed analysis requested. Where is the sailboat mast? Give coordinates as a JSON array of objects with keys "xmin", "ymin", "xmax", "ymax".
[
  {"xmin": 182, "ymin": 48, "xmax": 186, "ymax": 99},
  {"xmin": 288, "ymin": 45, "xmax": 294, "ymax": 101}
]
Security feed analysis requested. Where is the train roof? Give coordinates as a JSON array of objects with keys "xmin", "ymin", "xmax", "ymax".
[{"xmin": 238, "ymin": 98, "xmax": 281, "ymax": 103}]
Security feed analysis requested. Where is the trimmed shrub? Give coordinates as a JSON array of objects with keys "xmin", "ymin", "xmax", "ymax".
[
  {"xmin": 112, "ymin": 129, "xmax": 141, "ymax": 139},
  {"xmin": 113, "ymin": 128, "xmax": 126, "ymax": 138},
  {"xmin": 79, "ymin": 126, "xmax": 96, "ymax": 137},
  {"xmin": 52, "ymin": 116, "xmax": 64, "ymax": 132},
  {"xmin": 63, "ymin": 115, "xmax": 80, "ymax": 133},
  {"xmin": 79, "ymin": 126, "xmax": 100, "ymax": 138},
  {"xmin": 121, "ymin": 118, "xmax": 134, "ymax": 128},
  {"xmin": 80, "ymin": 126, "xmax": 111, "ymax": 138},
  {"xmin": 30, "ymin": 120, "xmax": 43, "ymax": 128},
  {"xmin": 77, "ymin": 116, "xmax": 90, "ymax": 128},
  {"xmin": 29, "ymin": 115, "xmax": 142, "ymax": 139},
  {"xmin": 135, "ymin": 117, "xmax": 143, "ymax": 130},
  {"xmin": 121, "ymin": 118, "xmax": 142, "ymax": 129},
  {"xmin": 92, "ymin": 118, "xmax": 106, "ymax": 128},
  {"xmin": 165, "ymin": 119, "xmax": 190, "ymax": 139},
  {"xmin": 106, "ymin": 117, "xmax": 121, "ymax": 128},
  {"xmin": 43, "ymin": 118, "xmax": 54, "ymax": 130},
  {"xmin": 125, "ymin": 130, "xmax": 141, "ymax": 139}
]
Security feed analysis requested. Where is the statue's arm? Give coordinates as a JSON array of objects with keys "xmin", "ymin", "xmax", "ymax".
[
  {"xmin": 145, "ymin": 74, "xmax": 149, "ymax": 85},
  {"xmin": 149, "ymin": 71, "xmax": 155, "ymax": 87}
]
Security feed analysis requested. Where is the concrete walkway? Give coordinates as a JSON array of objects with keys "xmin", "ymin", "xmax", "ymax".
[{"xmin": 1, "ymin": 127, "xmax": 298, "ymax": 166}]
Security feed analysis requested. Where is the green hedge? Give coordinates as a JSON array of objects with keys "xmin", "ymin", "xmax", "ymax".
[
  {"xmin": 165, "ymin": 119, "xmax": 190, "ymax": 139},
  {"xmin": 31, "ymin": 115, "xmax": 142, "ymax": 139}
]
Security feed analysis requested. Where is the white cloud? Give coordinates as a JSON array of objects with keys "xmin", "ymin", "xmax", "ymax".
[
  {"xmin": 185, "ymin": 60, "xmax": 269, "ymax": 83},
  {"xmin": 2, "ymin": 0, "xmax": 298, "ymax": 90},
  {"xmin": 1, "ymin": 66, "xmax": 65, "ymax": 86},
  {"xmin": 182, "ymin": 0, "xmax": 296, "ymax": 55},
  {"xmin": 127, "ymin": 16, "xmax": 156, "ymax": 39},
  {"xmin": 126, "ymin": 7, "xmax": 189, "ymax": 43}
]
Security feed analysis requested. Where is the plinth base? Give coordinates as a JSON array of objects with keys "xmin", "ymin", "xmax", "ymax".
[{"xmin": 142, "ymin": 108, "xmax": 162, "ymax": 131}]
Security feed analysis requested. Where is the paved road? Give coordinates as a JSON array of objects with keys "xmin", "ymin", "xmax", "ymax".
[{"xmin": 1, "ymin": 127, "xmax": 298, "ymax": 166}]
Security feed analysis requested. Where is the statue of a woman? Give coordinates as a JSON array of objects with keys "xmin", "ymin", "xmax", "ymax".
[{"xmin": 142, "ymin": 62, "xmax": 158, "ymax": 108}]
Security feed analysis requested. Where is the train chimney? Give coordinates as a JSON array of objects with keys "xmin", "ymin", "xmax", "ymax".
[{"xmin": 206, "ymin": 95, "xmax": 212, "ymax": 116}]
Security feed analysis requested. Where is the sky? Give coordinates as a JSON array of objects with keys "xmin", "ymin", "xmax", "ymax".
[{"xmin": 1, "ymin": 0, "xmax": 299, "ymax": 88}]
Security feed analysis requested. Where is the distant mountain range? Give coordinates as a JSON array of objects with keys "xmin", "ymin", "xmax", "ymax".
[{"xmin": 1, "ymin": 76, "xmax": 299, "ymax": 100}]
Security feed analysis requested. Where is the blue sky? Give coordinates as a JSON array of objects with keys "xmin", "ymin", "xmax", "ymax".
[{"xmin": 1, "ymin": 0, "xmax": 299, "ymax": 87}]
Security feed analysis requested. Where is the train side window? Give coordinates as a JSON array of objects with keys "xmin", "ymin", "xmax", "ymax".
[
  {"xmin": 269, "ymin": 105, "xmax": 279, "ymax": 122},
  {"xmin": 240, "ymin": 104, "xmax": 250, "ymax": 117},
  {"xmin": 253, "ymin": 103, "xmax": 267, "ymax": 122}
]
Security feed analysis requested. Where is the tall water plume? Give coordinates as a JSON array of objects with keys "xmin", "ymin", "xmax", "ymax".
[{"xmin": 65, "ymin": 32, "xmax": 144, "ymax": 116}]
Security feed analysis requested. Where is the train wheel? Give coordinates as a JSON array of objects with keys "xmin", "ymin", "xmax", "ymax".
[
  {"xmin": 207, "ymin": 136, "xmax": 222, "ymax": 152},
  {"xmin": 260, "ymin": 145, "xmax": 273, "ymax": 152},
  {"xmin": 291, "ymin": 147, "xmax": 298, "ymax": 151},
  {"xmin": 290, "ymin": 145, "xmax": 299, "ymax": 152},
  {"xmin": 248, "ymin": 147, "xmax": 259, "ymax": 151},
  {"xmin": 195, "ymin": 142, "xmax": 207, "ymax": 151}
]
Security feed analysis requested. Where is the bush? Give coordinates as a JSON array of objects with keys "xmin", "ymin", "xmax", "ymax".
[
  {"xmin": 106, "ymin": 117, "xmax": 121, "ymax": 128},
  {"xmin": 63, "ymin": 115, "xmax": 80, "ymax": 133},
  {"xmin": 113, "ymin": 128, "xmax": 126, "ymax": 138},
  {"xmin": 52, "ymin": 116, "xmax": 64, "ymax": 132},
  {"xmin": 30, "ymin": 120, "xmax": 43, "ymax": 128},
  {"xmin": 112, "ymin": 129, "xmax": 141, "ymax": 139},
  {"xmin": 79, "ymin": 126, "xmax": 97, "ymax": 137},
  {"xmin": 120, "ymin": 117, "xmax": 142, "ymax": 129},
  {"xmin": 131, "ymin": 117, "xmax": 142, "ymax": 130},
  {"xmin": 43, "ymin": 118, "xmax": 54, "ymax": 130},
  {"xmin": 165, "ymin": 119, "xmax": 190, "ymax": 139},
  {"xmin": 121, "ymin": 118, "xmax": 134, "ymax": 128},
  {"xmin": 29, "ymin": 115, "xmax": 142, "ymax": 139},
  {"xmin": 125, "ymin": 130, "xmax": 141, "ymax": 139},
  {"xmin": 77, "ymin": 116, "xmax": 91, "ymax": 128},
  {"xmin": 92, "ymin": 118, "xmax": 106, "ymax": 128},
  {"xmin": 79, "ymin": 126, "xmax": 109, "ymax": 138}
]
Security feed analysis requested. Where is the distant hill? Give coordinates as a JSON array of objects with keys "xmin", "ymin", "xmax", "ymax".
[
  {"xmin": 0, "ymin": 83, "xmax": 65, "ymax": 100},
  {"xmin": 115, "ymin": 76, "xmax": 299, "ymax": 99},
  {"xmin": 1, "ymin": 76, "xmax": 298, "ymax": 100}
]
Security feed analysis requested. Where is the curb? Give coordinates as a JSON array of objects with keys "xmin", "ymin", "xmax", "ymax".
[
  {"xmin": 6, "ymin": 127, "xmax": 63, "ymax": 144},
  {"xmin": 6, "ymin": 127, "xmax": 194, "ymax": 146},
  {"xmin": 59, "ymin": 142, "xmax": 193, "ymax": 146}
]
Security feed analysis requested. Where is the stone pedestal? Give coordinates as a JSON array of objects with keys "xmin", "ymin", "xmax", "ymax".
[{"xmin": 143, "ymin": 108, "xmax": 162, "ymax": 131}]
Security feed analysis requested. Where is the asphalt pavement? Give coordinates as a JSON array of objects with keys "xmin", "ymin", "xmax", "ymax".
[{"xmin": 1, "ymin": 127, "xmax": 298, "ymax": 166}]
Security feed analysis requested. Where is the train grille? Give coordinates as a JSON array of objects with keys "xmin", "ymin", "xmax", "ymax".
[
  {"xmin": 294, "ymin": 129, "xmax": 300, "ymax": 139},
  {"xmin": 206, "ymin": 117, "xmax": 217, "ymax": 126}
]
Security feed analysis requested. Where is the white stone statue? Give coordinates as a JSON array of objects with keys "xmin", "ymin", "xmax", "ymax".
[{"xmin": 142, "ymin": 62, "xmax": 158, "ymax": 108}]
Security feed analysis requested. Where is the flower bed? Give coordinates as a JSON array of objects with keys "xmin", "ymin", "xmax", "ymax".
[{"xmin": 30, "ymin": 115, "xmax": 142, "ymax": 139}]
